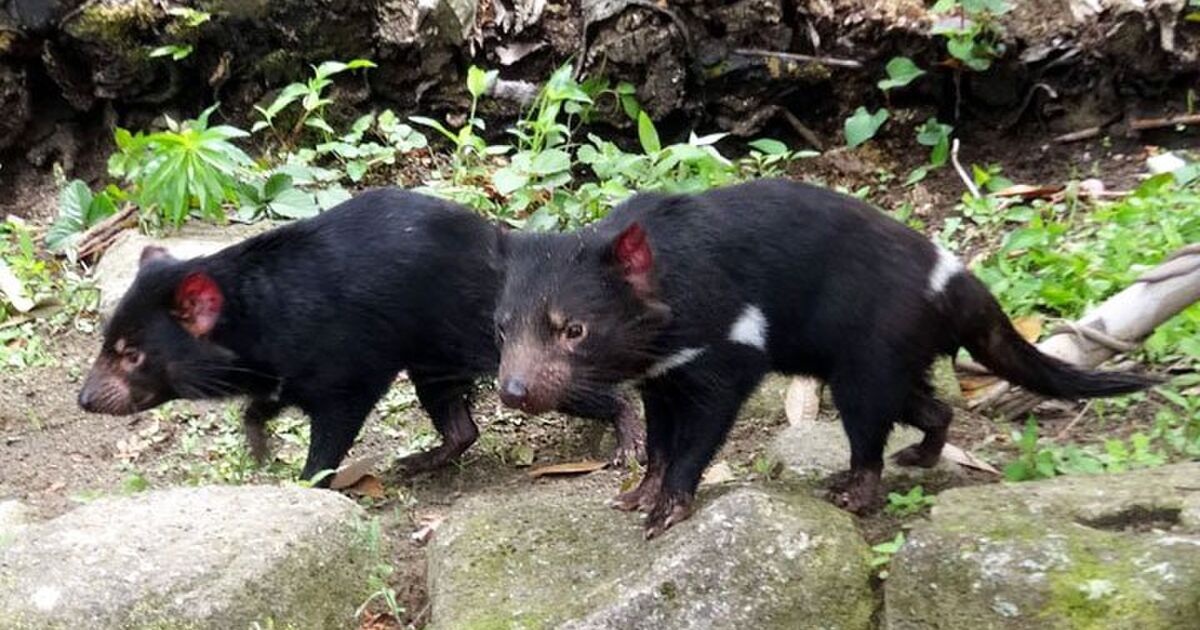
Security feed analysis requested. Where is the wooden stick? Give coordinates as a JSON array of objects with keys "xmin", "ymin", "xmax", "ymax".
[
  {"xmin": 970, "ymin": 245, "xmax": 1200, "ymax": 419},
  {"xmin": 780, "ymin": 109, "xmax": 824, "ymax": 151},
  {"xmin": 951, "ymin": 138, "xmax": 982, "ymax": 199},
  {"xmin": 1055, "ymin": 113, "xmax": 1200, "ymax": 143},
  {"xmin": 733, "ymin": 48, "xmax": 863, "ymax": 69}
]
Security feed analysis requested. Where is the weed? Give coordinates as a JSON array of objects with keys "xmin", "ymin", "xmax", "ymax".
[
  {"xmin": 886, "ymin": 486, "xmax": 936, "ymax": 517},
  {"xmin": 870, "ymin": 532, "xmax": 906, "ymax": 579},
  {"xmin": 109, "ymin": 104, "xmax": 254, "ymax": 227},
  {"xmin": 355, "ymin": 517, "xmax": 405, "ymax": 624},
  {"xmin": 252, "ymin": 59, "xmax": 378, "ymax": 149}
]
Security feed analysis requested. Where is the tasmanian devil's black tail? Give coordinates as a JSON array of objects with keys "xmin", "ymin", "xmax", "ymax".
[{"xmin": 945, "ymin": 274, "xmax": 1162, "ymax": 399}]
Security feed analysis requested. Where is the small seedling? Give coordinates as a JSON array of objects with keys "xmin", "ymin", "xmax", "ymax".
[
  {"xmin": 885, "ymin": 485, "xmax": 936, "ymax": 517},
  {"xmin": 870, "ymin": 532, "xmax": 906, "ymax": 579}
]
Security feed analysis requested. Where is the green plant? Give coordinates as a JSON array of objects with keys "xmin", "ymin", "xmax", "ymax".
[
  {"xmin": 871, "ymin": 532, "xmax": 906, "ymax": 579},
  {"xmin": 877, "ymin": 57, "xmax": 925, "ymax": 92},
  {"xmin": 355, "ymin": 518, "xmax": 405, "ymax": 623},
  {"xmin": 252, "ymin": 59, "xmax": 378, "ymax": 148},
  {"xmin": 148, "ymin": 7, "xmax": 211, "ymax": 61},
  {"xmin": 411, "ymin": 65, "xmax": 501, "ymax": 172},
  {"xmin": 46, "ymin": 180, "xmax": 121, "ymax": 256},
  {"xmin": 930, "ymin": 0, "xmax": 1012, "ymax": 71},
  {"xmin": 844, "ymin": 107, "xmax": 889, "ymax": 148},
  {"xmin": 109, "ymin": 104, "xmax": 254, "ymax": 227},
  {"xmin": 886, "ymin": 485, "xmax": 936, "ymax": 516}
]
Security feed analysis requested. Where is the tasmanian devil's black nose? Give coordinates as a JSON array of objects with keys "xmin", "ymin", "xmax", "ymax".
[
  {"xmin": 77, "ymin": 387, "xmax": 94, "ymax": 411},
  {"xmin": 499, "ymin": 377, "xmax": 528, "ymax": 408}
]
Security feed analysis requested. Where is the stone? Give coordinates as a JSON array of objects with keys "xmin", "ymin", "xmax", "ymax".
[
  {"xmin": 0, "ymin": 485, "xmax": 379, "ymax": 629},
  {"xmin": 769, "ymin": 420, "xmax": 964, "ymax": 484},
  {"xmin": 93, "ymin": 223, "xmax": 271, "ymax": 319},
  {"xmin": 427, "ymin": 479, "xmax": 875, "ymax": 630},
  {"xmin": 0, "ymin": 500, "xmax": 33, "ymax": 548},
  {"xmin": 885, "ymin": 463, "xmax": 1200, "ymax": 629}
]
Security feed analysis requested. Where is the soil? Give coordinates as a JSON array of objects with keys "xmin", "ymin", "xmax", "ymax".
[{"xmin": 0, "ymin": 119, "xmax": 1187, "ymax": 628}]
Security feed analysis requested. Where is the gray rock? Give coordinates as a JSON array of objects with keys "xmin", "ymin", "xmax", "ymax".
[
  {"xmin": 93, "ymin": 224, "xmax": 271, "ymax": 320},
  {"xmin": 0, "ymin": 485, "xmax": 379, "ymax": 629},
  {"xmin": 428, "ymin": 480, "xmax": 875, "ymax": 630},
  {"xmin": 769, "ymin": 421, "xmax": 963, "ymax": 484},
  {"xmin": 0, "ymin": 500, "xmax": 33, "ymax": 549},
  {"xmin": 886, "ymin": 463, "xmax": 1200, "ymax": 629}
]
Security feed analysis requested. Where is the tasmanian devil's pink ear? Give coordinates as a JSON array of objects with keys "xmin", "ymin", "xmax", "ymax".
[
  {"xmin": 612, "ymin": 223, "xmax": 655, "ymax": 298},
  {"xmin": 172, "ymin": 272, "xmax": 223, "ymax": 337},
  {"xmin": 139, "ymin": 245, "xmax": 173, "ymax": 267}
]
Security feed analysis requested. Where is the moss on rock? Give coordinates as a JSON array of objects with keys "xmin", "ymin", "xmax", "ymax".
[
  {"xmin": 885, "ymin": 463, "xmax": 1200, "ymax": 629},
  {"xmin": 428, "ymin": 480, "xmax": 875, "ymax": 629}
]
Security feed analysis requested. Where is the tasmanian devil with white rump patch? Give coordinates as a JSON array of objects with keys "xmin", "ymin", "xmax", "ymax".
[
  {"xmin": 494, "ymin": 178, "xmax": 1160, "ymax": 538},
  {"xmin": 77, "ymin": 188, "xmax": 642, "ymax": 483}
]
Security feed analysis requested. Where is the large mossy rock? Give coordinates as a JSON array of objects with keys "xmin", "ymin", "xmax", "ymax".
[
  {"xmin": 0, "ymin": 485, "xmax": 378, "ymax": 629},
  {"xmin": 427, "ymin": 479, "xmax": 875, "ymax": 630},
  {"xmin": 885, "ymin": 463, "xmax": 1200, "ymax": 629}
]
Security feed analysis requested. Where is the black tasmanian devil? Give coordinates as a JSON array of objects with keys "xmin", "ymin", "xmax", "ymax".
[
  {"xmin": 494, "ymin": 178, "xmax": 1161, "ymax": 538},
  {"xmin": 77, "ymin": 188, "xmax": 642, "ymax": 483}
]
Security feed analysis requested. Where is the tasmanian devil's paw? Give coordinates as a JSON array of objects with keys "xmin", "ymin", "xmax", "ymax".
[
  {"xmin": 643, "ymin": 491, "xmax": 694, "ymax": 540},
  {"xmin": 891, "ymin": 442, "xmax": 943, "ymax": 468},
  {"xmin": 826, "ymin": 469, "xmax": 883, "ymax": 515}
]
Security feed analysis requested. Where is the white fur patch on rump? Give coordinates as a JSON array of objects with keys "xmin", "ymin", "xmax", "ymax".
[
  {"xmin": 728, "ymin": 305, "xmax": 768, "ymax": 350},
  {"xmin": 928, "ymin": 245, "xmax": 964, "ymax": 295}
]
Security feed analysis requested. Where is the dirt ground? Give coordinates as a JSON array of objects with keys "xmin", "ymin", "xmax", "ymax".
[{"xmin": 0, "ymin": 121, "xmax": 1190, "ymax": 627}]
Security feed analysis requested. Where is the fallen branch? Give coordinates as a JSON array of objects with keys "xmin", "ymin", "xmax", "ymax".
[
  {"xmin": 1054, "ymin": 113, "xmax": 1200, "ymax": 143},
  {"xmin": 968, "ymin": 244, "xmax": 1200, "ymax": 419},
  {"xmin": 780, "ymin": 109, "xmax": 824, "ymax": 151},
  {"xmin": 76, "ymin": 204, "xmax": 138, "ymax": 262},
  {"xmin": 733, "ymin": 48, "xmax": 863, "ymax": 69}
]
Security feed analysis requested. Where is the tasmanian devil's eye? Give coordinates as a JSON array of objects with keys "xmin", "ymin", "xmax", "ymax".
[
  {"xmin": 564, "ymin": 322, "xmax": 586, "ymax": 340},
  {"xmin": 121, "ymin": 349, "xmax": 144, "ymax": 370}
]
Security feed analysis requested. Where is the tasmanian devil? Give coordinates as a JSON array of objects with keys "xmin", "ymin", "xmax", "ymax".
[
  {"xmin": 494, "ymin": 178, "xmax": 1160, "ymax": 538},
  {"xmin": 77, "ymin": 188, "xmax": 642, "ymax": 483}
]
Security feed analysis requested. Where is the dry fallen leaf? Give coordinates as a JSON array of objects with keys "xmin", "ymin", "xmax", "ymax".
[
  {"xmin": 0, "ymin": 259, "xmax": 34, "ymax": 313},
  {"xmin": 1012, "ymin": 315, "xmax": 1043, "ymax": 343},
  {"xmin": 700, "ymin": 460, "xmax": 736, "ymax": 486},
  {"xmin": 330, "ymin": 454, "xmax": 384, "ymax": 490},
  {"xmin": 784, "ymin": 376, "xmax": 823, "ymax": 425},
  {"xmin": 345, "ymin": 474, "xmax": 386, "ymax": 500},
  {"xmin": 527, "ymin": 460, "xmax": 607, "ymax": 479},
  {"xmin": 992, "ymin": 184, "xmax": 1063, "ymax": 199},
  {"xmin": 941, "ymin": 443, "xmax": 1001, "ymax": 475}
]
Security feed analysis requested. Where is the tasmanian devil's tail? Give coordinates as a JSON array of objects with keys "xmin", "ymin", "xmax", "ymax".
[{"xmin": 944, "ymin": 274, "xmax": 1161, "ymax": 399}]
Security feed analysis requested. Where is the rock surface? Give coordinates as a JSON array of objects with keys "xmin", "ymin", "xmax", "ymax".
[
  {"xmin": 0, "ymin": 485, "xmax": 378, "ymax": 629},
  {"xmin": 886, "ymin": 463, "xmax": 1200, "ymax": 629},
  {"xmin": 93, "ymin": 223, "xmax": 270, "ymax": 319},
  {"xmin": 0, "ymin": 500, "xmax": 32, "ymax": 547},
  {"xmin": 427, "ymin": 479, "xmax": 875, "ymax": 630},
  {"xmin": 769, "ymin": 420, "xmax": 965, "ymax": 485}
]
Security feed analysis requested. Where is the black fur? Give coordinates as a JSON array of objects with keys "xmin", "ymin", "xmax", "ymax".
[
  {"xmin": 495, "ymin": 178, "xmax": 1160, "ymax": 536},
  {"xmin": 79, "ymin": 188, "xmax": 640, "ymax": 483}
]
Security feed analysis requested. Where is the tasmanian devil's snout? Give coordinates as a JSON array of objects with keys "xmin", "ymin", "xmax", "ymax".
[{"xmin": 496, "ymin": 337, "xmax": 570, "ymax": 415}]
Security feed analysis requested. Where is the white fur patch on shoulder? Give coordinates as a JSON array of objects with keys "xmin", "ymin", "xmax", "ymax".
[
  {"xmin": 927, "ymin": 245, "xmax": 964, "ymax": 295},
  {"xmin": 646, "ymin": 347, "xmax": 705, "ymax": 379},
  {"xmin": 728, "ymin": 305, "xmax": 768, "ymax": 350}
]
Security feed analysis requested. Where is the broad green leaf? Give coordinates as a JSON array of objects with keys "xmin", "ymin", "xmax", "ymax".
[
  {"xmin": 315, "ymin": 186, "xmax": 352, "ymax": 210},
  {"xmin": 638, "ymin": 111, "xmax": 661, "ymax": 154},
  {"xmin": 263, "ymin": 173, "xmax": 294, "ymax": 200},
  {"xmin": 748, "ymin": 138, "xmax": 789, "ymax": 155},
  {"xmin": 529, "ymin": 149, "xmax": 572, "ymax": 175},
  {"xmin": 466, "ymin": 66, "xmax": 497, "ymax": 100},
  {"xmin": 493, "ymin": 167, "xmax": 530, "ymax": 195},
  {"xmin": 877, "ymin": 57, "xmax": 925, "ymax": 92},
  {"xmin": 844, "ymin": 107, "xmax": 889, "ymax": 148},
  {"xmin": 268, "ymin": 187, "xmax": 320, "ymax": 219}
]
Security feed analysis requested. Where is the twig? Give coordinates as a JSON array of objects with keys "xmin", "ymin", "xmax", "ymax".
[
  {"xmin": 75, "ymin": 204, "xmax": 137, "ymax": 261},
  {"xmin": 1045, "ymin": 320, "xmax": 1139, "ymax": 353},
  {"xmin": 733, "ymin": 48, "xmax": 863, "ymax": 69},
  {"xmin": 1055, "ymin": 113, "xmax": 1200, "ymax": 143},
  {"xmin": 950, "ymin": 138, "xmax": 981, "ymax": 199},
  {"xmin": 1055, "ymin": 401, "xmax": 1092, "ymax": 440},
  {"xmin": 780, "ymin": 109, "xmax": 824, "ymax": 151}
]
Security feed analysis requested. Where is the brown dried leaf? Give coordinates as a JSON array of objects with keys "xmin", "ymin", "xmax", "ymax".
[
  {"xmin": 941, "ymin": 443, "xmax": 1001, "ymax": 475},
  {"xmin": 784, "ymin": 376, "xmax": 823, "ymax": 425},
  {"xmin": 330, "ymin": 454, "xmax": 383, "ymax": 490},
  {"xmin": 1013, "ymin": 315, "xmax": 1043, "ymax": 343},
  {"xmin": 527, "ymin": 460, "xmax": 607, "ymax": 479},
  {"xmin": 345, "ymin": 474, "xmax": 386, "ymax": 499}
]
